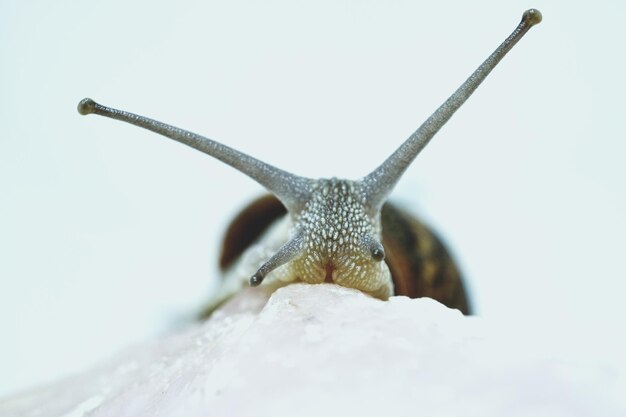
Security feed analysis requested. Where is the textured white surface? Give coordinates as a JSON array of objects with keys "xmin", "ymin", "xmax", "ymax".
[{"xmin": 2, "ymin": 284, "xmax": 624, "ymax": 417}]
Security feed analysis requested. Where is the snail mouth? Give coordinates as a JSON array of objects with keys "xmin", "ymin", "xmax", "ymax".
[{"xmin": 324, "ymin": 263, "xmax": 335, "ymax": 283}]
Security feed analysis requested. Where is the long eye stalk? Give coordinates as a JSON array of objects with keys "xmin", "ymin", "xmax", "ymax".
[
  {"xmin": 77, "ymin": 98, "xmax": 313, "ymax": 213},
  {"xmin": 360, "ymin": 9, "xmax": 542, "ymax": 210}
]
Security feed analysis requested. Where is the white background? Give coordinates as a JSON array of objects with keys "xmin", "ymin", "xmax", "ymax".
[{"xmin": 1, "ymin": 0, "xmax": 625, "ymax": 398}]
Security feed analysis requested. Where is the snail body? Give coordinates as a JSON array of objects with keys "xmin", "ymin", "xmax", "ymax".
[
  {"xmin": 77, "ymin": 10, "xmax": 541, "ymax": 316},
  {"xmin": 217, "ymin": 194, "xmax": 469, "ymax": 314}
]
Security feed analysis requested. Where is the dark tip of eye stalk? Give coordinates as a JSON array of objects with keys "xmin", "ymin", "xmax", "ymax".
[
  {"xmin": 522, "ymin": 9, "xmax": 542, "ymax": 26},
  {"xmin": 77, "ymin": 98, "xmax": 97, "ymax": 115},
  {"xmin": 250, "ymin": 273, "xmax": 265, "ymax": 287},
  {"xmin": 371, "ymin": 247, "xmax": 385, "ymax": 262}
]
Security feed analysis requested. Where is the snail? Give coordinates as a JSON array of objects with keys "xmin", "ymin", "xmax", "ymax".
[{"xmin": 77, "ymin": 9, "xmax": 542, "ymax": 317}]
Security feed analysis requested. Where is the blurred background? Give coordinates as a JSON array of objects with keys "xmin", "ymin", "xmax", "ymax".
[{"xmin": 1, "ymin": 0, "xmax": 625, "ymax": 398}]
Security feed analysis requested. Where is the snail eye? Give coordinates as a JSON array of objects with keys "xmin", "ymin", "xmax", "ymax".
[{"xmin": 371, "ymin": 247, "xmax": 385, "ymax": 262}]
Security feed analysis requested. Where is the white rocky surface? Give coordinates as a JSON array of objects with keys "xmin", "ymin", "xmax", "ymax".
[{"xmin": 1, "ymin": 284, "xmax": 624, "ymax": 417}]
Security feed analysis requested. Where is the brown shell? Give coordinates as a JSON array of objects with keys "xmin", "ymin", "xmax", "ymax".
[{"xmin": 219, "ymin": 194, "xmax": 471, "ymax": 315}]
